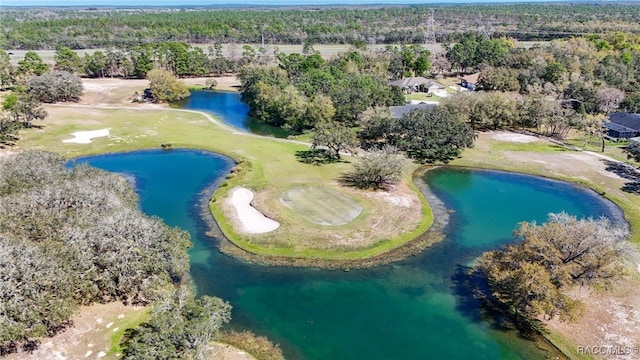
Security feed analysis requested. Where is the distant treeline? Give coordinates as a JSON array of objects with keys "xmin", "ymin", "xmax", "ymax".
[{"xmin": 2, "ymin": 3, "xmax": 640, "ymax": 49}]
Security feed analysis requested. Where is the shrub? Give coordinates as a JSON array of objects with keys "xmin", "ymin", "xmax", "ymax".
[
  {"xmin": 340, "ymin": 147, "xmax": 407, "ymax": 190},
  {"xmin": 27, "ymin": 71, "xmax": 83, "ymax": 103}
]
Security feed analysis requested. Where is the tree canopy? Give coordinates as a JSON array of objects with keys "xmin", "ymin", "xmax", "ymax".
[
  {"xmin": 3, "ymin": 4, "xmax": 640, "ymax": 49},
  {"xmin": 122, "ymin": 289, "xmax": 231, "ymax": 360},
  {"xmin": 147, "ymin": 68, "xmax": 190, "ymax": 103},
  {"xmin": 239, "ymin": 50, "xmax": 403, "ymax": 131},
  {"xmin": 0, "ymin": 151, "xmax": 192, "ymax": 354},
  {"xmin": 27, "ymin": 71, "xmax": 84, "ymax": 103},
  {"xmin": 475, "ymin": 213, "xmax": 633, "ymax": 323},
  {"xmin": 340, "ymin": 147, "xmax": 407, "ymax": 190},
  {"xmin": 396, "ymin": 107, "xmax": 475, "ymax": 163}
]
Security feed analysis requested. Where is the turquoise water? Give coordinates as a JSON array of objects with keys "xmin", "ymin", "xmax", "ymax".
[
  {"xmin": 174, "ymin": 90, "xmax": 292, "ymax": 138},
  {"xmin": 74, "ymin": 150, "xmax": 618, "ymax": 360}
]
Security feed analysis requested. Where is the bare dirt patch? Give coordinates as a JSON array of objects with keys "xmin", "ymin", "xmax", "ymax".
[
  {"xmin": 182, "ymin": 76, "xmax": 241, "ymax": 92},
  {"xmin": 364, "ymin": 188, "xmax": 417, "ymax": 208},
  {"xmin": 546, "ymin": 278, "xmax": 640, "ymax": 360},
  {"xmin": 80, "ymin": 76, "xmax": 240, "ymax": 106},
  {"xmin": 211, "ymin": 343, "xmax": 258, "ymax": 360},
  {"xmin": 5, "ymin": 302, "xmax": 146, "ymax": 360},
  {"xmin": 492, "ymin": 132, "xmax": 539, "ymax": 143}
]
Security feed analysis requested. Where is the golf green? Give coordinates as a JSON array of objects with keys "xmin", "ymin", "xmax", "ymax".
[{"xmin": 280, "ymin": 186, "xmax": 363, "ymax": 226}]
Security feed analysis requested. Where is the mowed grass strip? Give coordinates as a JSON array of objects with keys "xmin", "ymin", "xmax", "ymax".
[{"xmin": 280, "ymin": 186, "xmax": 363, "ymax": 226}]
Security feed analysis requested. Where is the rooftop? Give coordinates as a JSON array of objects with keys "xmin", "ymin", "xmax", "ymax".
[
  {"xmin": 389, "ymin": 77, "xmax": 445, "ymax": 89},
  {"xmin": 609, "ymin": 112, "xmax": 640, "ymax": 131},
  {"xmin": 389, "ymin": 103, "xmax": 437, "ymax": 119},
  {"xmin": 460, "ymin": 72, "xmax": 481, "ymax": 84}
]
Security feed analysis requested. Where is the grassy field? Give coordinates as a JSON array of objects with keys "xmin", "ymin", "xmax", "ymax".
[{"xmin": 15, "ymin": 79, "xmax": 431, "ymax": 263}]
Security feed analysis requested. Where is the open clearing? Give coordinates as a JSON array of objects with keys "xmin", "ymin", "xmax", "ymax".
[
  {"xmin": 5, "ymin": 303, "xmax": 147, "ymax": 360},
  {"xmin": 279, "ymin": 185, "xmax": 363, "ymax": 226}
]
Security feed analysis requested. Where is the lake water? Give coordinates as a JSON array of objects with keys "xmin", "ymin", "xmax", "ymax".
[
  {"xmin": 75, "ymin": 149, "xmax": 617, "ymax": 360},
  {"xmin": 174, "ymin": 90, "xmax": 292, "ymax": 138}
]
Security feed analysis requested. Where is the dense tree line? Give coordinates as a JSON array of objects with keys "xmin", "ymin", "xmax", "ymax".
[
  {"xmin": 1, "ymin": 63, "xmax": 82, "ymax": 146},
  {"xmin": 438, "ymin": 32, "xmax": 640, "ymax": 145},
  {"xmin": 358, "ymin": 107, "xmax": 475, "ymax": 163},
  {"xmin": 2, "ymin": 4, "xmax": 640, "ymax": 49},
  {"xmin": 1, "ymin": 45, "xmax": 238, "ymax": 86},
  {"xmin": 446, "ymin": 33, "xmax": 512, "ymax": 73},
  {"xmin": 473, "ymin": 213, "xmax": 633, "ymax": 326},
  {"xmin": 239, "ymin": 50, "xmax": 404, "ymax": 131},
  {"xmin": 0, "ymin": 151, "xmax": 193, "ymax": 354}
]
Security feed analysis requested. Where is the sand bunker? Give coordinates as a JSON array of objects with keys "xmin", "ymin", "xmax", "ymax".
[
  {"xmin": 280, "ymin": 186, "xmax": 363, "ymax": 226},
  {"xmin": 230, "ymin": 187, "xmax": 280, "ymax": 234},
  {"xmin": 492, "ymin": 133, "xmax": 538, "ymax": 143},
  {"xmin": 63, "ymin": 129, "xmax": 110, "ymax": 144}
]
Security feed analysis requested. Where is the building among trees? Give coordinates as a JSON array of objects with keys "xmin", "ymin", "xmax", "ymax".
[
  {"xmin": 389, "ymin": 77, "xmax": 447, "ymax": 97},
  {"xmin": 460, "ymin": 72, "xmax": 481, "ymax": 91},
  {"xmin": 604, "ymin": 112, "xmax": 640, "ymax": 139},
  {"xmin": 389, "ymin": 103, "xmax": 437, "ymax": 119}
]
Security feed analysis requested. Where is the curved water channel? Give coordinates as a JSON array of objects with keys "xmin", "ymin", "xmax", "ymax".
[{"xmin": 75, "ymin": 91, "xmax": 620, "ymax": 359}]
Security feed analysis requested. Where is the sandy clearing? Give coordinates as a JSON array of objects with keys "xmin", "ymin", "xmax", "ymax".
[
  {"xmin": 364, "ymin": 190, "xmax": 417, "ymax": 208},
  {"xmin": 230, "ymin": 187, "xmax": 280, "ymax": 234},
  {"xmin": 5, "ymin": 303, "xmax": 144, "ymax": 360},
  {"xmin": 546, "ymin": 281, "xmax": 640, "ymax": 360},
  {"xmin": 212, "ymin": 343, "xmax": 258, "ymax": 360},
  {"xmin": 492, "ymin": 133, "xmax": 539, "ymax": 143},
  {"xmin": 63, "ymin": 129, "xmax": 110, "ymax": 144},
  {"xmin": 0, "ymin": 150, "xmax": 17, "ymax": 158}
]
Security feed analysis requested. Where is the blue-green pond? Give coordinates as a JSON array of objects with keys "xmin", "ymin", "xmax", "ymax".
[
  {"xmin": 174, "ymin": 90, "xmax": 292, "ymax": 138},
  {"xmin": 74, "ymin": 149, "xmax": 619, "ymax": 360}
]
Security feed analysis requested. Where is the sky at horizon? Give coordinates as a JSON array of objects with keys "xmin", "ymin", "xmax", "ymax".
[{"xmin": 2, "ymin": 0, "xmax": 619, "ymax": 8}]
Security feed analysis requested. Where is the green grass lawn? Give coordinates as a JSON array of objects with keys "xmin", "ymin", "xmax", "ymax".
[
  {"xmin": 490, "ymin": 141, "xmax": 568, "ymax": 153},
  {"xmin": 405, "ymin": 92, "xmax": 441, "ymax": 102},
  {"xmin": 279, "ymin": 186, "xmax": 363, "ymax": 226},
  {"xmin": 19, "ymin": 103, "xmax": 432, "ymax": 262},
  {"xmin": 563, "ymin": 135, "xmax": 633, "ymax": 164}
]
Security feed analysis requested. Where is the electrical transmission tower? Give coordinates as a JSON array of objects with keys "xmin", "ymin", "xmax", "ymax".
[
  {"xmin": 475, "ymin": 12, "xmax": 495, "ymax": 38},
  {"xmin": 424, "ymin": 9, "xmax": 437, "ymax": 45}
]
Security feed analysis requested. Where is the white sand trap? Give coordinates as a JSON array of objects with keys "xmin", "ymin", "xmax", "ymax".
[
  {"xmin": 63, "ymin": 129, "xmax": 110, "ymax": 144},
  {"xmin": 231, "ymin": 187, "xmax": 280, "ymax": 234},
  {"xmin": 492, "ymin": 133, "xmax": 539, "ymax": 143}
]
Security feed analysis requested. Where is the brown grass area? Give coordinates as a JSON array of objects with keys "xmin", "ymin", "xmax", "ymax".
[
  {"xmin": 77, "ymin": 76, "xmax": 241, "ymax": 106},
  {"xmin": 219, "ymin": 330, "xmax": 284, "ymax": 360},
  {"xmin": 545, "ymin": 277, "xmax": 640, "ymax": 360}
]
